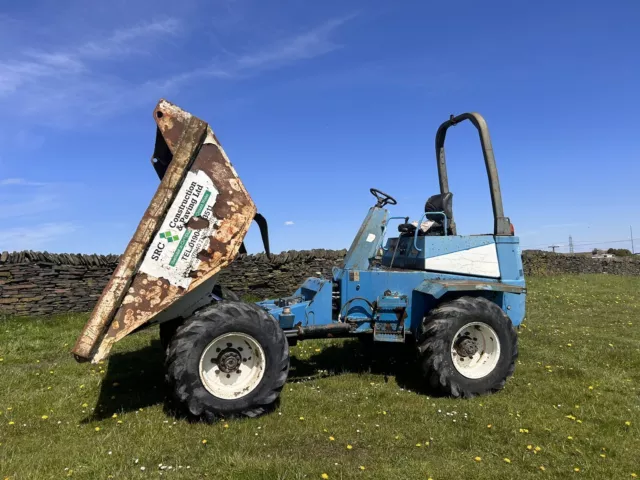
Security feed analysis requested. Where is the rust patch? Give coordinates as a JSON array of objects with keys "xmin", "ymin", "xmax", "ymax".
[
  {"xmin": 153, "ymin": 99, "xmax": 193, "ymax": 154},
  {"xmin": 186, "ymin": 216, "xmax": 210, "ymax": 230}
]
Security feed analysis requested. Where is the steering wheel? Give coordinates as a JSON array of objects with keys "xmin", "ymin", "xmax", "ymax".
[{"xmin": 370, "ymin": 188, "xmax": 397, "ymax": 208}]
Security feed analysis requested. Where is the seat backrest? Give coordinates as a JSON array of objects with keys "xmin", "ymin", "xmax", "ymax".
[{"xmin": 424, "ymin": 192, "xmax": 453, "ymax": 223}]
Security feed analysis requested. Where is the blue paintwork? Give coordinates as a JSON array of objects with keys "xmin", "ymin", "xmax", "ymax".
[
  {"xmin": 256, "ymin": 277, "xmax": 334, "ymax": 329},
  {"xmin": 382, "ymin": 234, "xmax": 497, "ymax": 270},
  {"xmin": 255, "ymin": 202, "xmax": 526, "ymax": 340},
  {"xmin": 343, "ymin": 207, "xmax": 388, "ymax": 270}
]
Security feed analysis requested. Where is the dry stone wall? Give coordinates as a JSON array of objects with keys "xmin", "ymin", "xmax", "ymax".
[{"xmin": 2, "ymin": 249, "xmax": 640, "ymax": 317}]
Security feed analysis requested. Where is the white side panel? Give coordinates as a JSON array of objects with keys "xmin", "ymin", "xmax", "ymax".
[{"xmin": 424, "ymin": 243, "xmax": 500, "ymax": 278}]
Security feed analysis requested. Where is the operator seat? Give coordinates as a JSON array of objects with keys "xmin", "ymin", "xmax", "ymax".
[
  {"xmin": 397, "ymin": 192, "xmax": 454, "ymax": 237},
  {"xmin": 424, "ymin": 192, "xmax": 454, "ymax": 235}
]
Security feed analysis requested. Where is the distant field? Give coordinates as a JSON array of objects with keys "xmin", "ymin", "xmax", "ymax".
[{"xmin": 1, "ymin": 275, "xmax": 639, "ymax": 479}]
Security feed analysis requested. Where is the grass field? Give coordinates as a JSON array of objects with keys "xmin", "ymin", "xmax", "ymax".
[{"xmin": 1, "ymin": 275, "xmax": 639, "ymax": 479}]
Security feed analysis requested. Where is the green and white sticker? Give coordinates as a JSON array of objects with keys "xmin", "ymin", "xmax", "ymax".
[{"xmin": 139, "ymin": 170, "xmax": 220, "ymax": 288}]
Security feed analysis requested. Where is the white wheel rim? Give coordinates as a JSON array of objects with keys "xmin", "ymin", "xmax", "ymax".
[
  {"xmin": 450, "ymin": 322, "xmax": 501, "ymax": 379},
  {"xmin": 199, "ymin": 332, "xmax": 266, "ymax": 400}
]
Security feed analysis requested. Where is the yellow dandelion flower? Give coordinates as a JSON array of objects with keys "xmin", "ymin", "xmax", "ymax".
[
  {"xmin": 382, "ymin": 411, "xmax": 387, "ymax": 415},
  {"xmin": 202, "ymin": 439, "xmax": 207, "ymax": 445},
  {"xmin": 527, "ymin": 445, "xmax": 533, "ymax": 450},
  {"xmin": 315, "ymin": 348, "xmax": 321, "ymax": 352},
  {"xmin": 588, "ymin": 386, "xmax": 594, "ymax": 390},
  {"xmin": 224, "ymin": 424, "xmax": 229, "ymax": 429},
  {"xmin": 503, "ymin": 458, "xmax": 511, "ymax": 464},
  {"xmin": 329, "ymin": 436, "xmax": 335, "ymax": 441},
  {"xmin": 625, "ymin": 421, "xmax": 631, "ymax": 426},
  {"xmin": 535, "ymin": 446, "xmax": 542, "ymax": 452},
  {"xmin": 346, "ymin": 444, "xmax": 353, "ymax": 450},
  {"xmin": 577, "ymin": 420, "xmax": 583, "ymax": 424},
  {"xmin": 94, "ymin": 427, "xmax": 100, "ymax": 432},
  {"xmin": 41, "ymin": 415, "xmax": 48, "ymax": 420},
  {"xmin": 82, "ymin": 403, "xmax": 88, "ymax": 408},
  {"xmin": 474, "ymin": 456, "xmax": 482, "ymax": 462},
  {"xmin": 8, "ymin": 421, "xmax": 15, "ymax": 425},
  {"xmin": 394, "ymin": 435, "xmax": 400, "ymax": 440},
  {"xmin": 574, "ymin": 467, "xmax": 580, "ymax": 472},
  {"xmin": 117, "ymin": 420, "xmax": 122, "ymax": 424},
  {"xmin": 359, "ymin": 466, "xmax": 365, "ymax": 471},
  {"xmin": 568, "ymin": 436, "xmax": 574, "ymax": 440},
  {"xmin": 112, "ymin": 414, "xmax": 117, "ymax": 419},
  {"xmin": 299, "ymin": 417, "xmax": 305, "ymax": 421},
  {"xmin": 631, "ymin": 473, "xmax": 637, "ymax": 478},
  {"xmin": 487, "ymin": 424, "xmax": 492, "ymax": 428},
  {"xmin": 540, "ymin": 466, "xmax": 546, "ymax": 471},
  {"xmin": 321, "ymin": 474, "xmax": 329, "ymax": 480},
  {"xmin": 416, "ymin": 443, "xmax": 422, "ymax": 447},
  {"xmin": 600, "ymin": 454, "xmax": 606, "ymax": 458},
  {"xmin": 567, "ymin": 343, "xmax": 572, "ymax": 347}
]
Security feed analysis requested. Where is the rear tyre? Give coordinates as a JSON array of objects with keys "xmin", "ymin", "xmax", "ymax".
[
  {"xmin": 417, "ymin": 296, "xmax": 517, "ymax": 398},
  {"xmin": 165, "ymin": 301, "xmax": 289, "ymax": 421}
]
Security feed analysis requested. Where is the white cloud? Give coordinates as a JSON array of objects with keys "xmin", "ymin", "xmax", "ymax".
[
  {"xmin": 0, "ymin": 178, "xmax": 47, "ymax": 187},
  {"xmin": 2, "ymin": 222, "xmax": 77, "ymax": 251},
  {"xmin": 0, "ymin": 178, "xmax": 67, "ymax": 219},
  {"xmin": 0, "ymin": 18, "xmax": 181, "ymax": 96},
  {"xmin": 110, "ymin": 15, "xmax": 357, "ymax": 106},
  {"xmin": 284, "ymin": 221, "xmax": 295, "ymax": 226},
  {"xmin": 234, "ymin": 15, "xmax": 354, "ymax": 71},
  {"xmin": 0, "ymin": 13, "xmax": 354, "ymax": 125}
]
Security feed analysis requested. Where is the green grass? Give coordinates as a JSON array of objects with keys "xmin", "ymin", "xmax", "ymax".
[{"xmin": 1, "ymin": 275, "xmax": 639, "ymax": 479}]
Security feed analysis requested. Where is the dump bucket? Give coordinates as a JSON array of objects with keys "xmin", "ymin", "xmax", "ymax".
[{"xmin": 72, "ymin": 99, "xmax": 256, "ymax": 363}]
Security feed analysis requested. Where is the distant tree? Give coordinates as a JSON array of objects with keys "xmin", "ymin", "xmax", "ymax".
[
  {"xmin": 592, "ymin": 248, "xmax": 598, "ymax": 255},
  {"xmin": 607, "ymin": 248, "xmax": 633, "ymax": 257}
]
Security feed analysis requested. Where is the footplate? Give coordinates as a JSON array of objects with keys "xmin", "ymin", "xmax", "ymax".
[{"xmin": 372, "ymin": 295, "xmax": 408, "ymax": 343}]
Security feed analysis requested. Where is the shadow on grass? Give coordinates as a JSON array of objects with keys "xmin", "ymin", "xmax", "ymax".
[
  {"xmin": 82, "ymin": 339, "xmax": 167, "ymax": 422},
  {"xmin": 84, "ymin": 337, "xmax": 435, "ymax": 422},
  {"xmin": 289, "ymin": 337, "xmax": 437, "ymax": 395}
]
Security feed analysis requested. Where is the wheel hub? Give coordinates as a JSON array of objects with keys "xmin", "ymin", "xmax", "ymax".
[
  {"xmin": 450, "ymin": 322, "xmax": 501, "ymax": 379},
  {"xmin": 218, "ymin": 350, "xmax": 242, "ymax": 373},
  {"xmin": 455, "ymin": 337, "xmax": 479, "ymax": 357},
  {"xmin": 199, "ymin": 332, "xmax": 266, "ymax": 400}
]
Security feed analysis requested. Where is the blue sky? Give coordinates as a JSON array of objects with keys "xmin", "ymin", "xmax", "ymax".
[{"xmin": 1, "ymin": 0, "xmax": 639, "ymax": 255}]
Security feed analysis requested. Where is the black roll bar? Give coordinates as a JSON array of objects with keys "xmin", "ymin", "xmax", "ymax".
[{"xmin": 435, "ymin": 113, "xmax": 512, "ymax": 236}]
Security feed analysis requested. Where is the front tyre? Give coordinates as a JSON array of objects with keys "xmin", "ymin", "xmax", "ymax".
[
  {"xmin": 417, "ymin": 296, "xmax": 518, "ymax": 398},
  {"xmin": 165, "ymin": 301, "xmax": 289, "ymax": 421}
]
